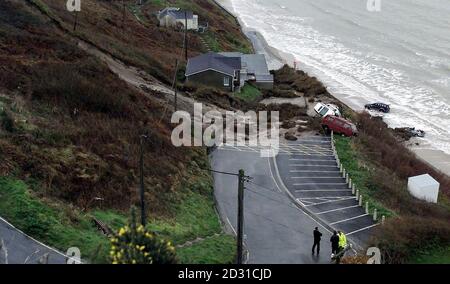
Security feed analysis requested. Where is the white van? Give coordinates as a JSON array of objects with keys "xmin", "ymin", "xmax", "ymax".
[{"xmin": 314, "ymin": 103, "xmax": 341, "ymax": 117}]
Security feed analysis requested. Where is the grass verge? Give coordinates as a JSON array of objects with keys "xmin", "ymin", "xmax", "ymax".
[
  {"xmin": 334, "ymin": 135, "xmax": 393, "ymax": 217},
  {"xmin": 201, "ymin": 31, "xmax": 221, "ymax": 52},
  {"xmin": 143, "ymin": 170, "xmax": 235, "ymax": 264},
  {"xmin": 0, "ymin": 177, "xmax": 111, "ymax": 263},
  {"xmin": 177, "ymin": 234, "xmax": 235, "ymax": 264},
  {"xmin": 235, "ymin": 83, "xmax": 262, "ymax": 102},
  {"xmin": 412, "ymin": 246, "xmax": 450, "ymax": 264},
  {"xmin": 0, "ymin": 173, "xmax": 235, "ymax": 264}
]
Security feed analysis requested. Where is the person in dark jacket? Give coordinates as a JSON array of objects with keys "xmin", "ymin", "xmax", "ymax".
[
  {"xmin": 330, "ymin": 230, "xmax": 339, "ymax": 255},
  {"xmin": 312, "ymin": 227, "xmax": 322, "ymax": 255}
]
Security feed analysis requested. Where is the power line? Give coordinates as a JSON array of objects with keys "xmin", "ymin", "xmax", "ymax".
[
  {"xmin": 156, "ymin": 18, "xmax": 188, "ymax": 124},
  {"xmin": 247, "ymin": 180, "xmax": 284, "ymax": 196},
  {"xmin": 218, "ymin": 199, "xmax": 311, "ymax": 236},
  {"xmin": 201, "ymin": 167, "xmax": 247, "ymax": 177},
  {"xmin": 244, "ymin": 210, "xmax": 308, "ymax": 236},
  {"xmin": 245, "ymin": 186, "xmax": 296, "ymax": 208},
  {"xmin": 165, "ymin": 150, "xmax": 252, "ymax": 178}
]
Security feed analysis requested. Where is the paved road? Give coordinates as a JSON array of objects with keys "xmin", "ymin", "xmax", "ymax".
[
  {"xmin": 211, "ymin": 147, "xmax": 335, "ymax": 264},
  {"xmin": 274, "ymin": 135, "xmax": 378, "ymax": 248},
  {"xmin": 0, "ymin": 217, "xmax": 68, "ymax": 264},
  {"xmin": 212, "ymin": 135, "xmax": 377, "ymax": 263}
]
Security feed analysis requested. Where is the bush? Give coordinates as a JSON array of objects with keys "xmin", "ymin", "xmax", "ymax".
[
  {"xmin": 257, "ymin": 103, "xmax": 307, "ymax": 121},
  {"xmin": 30, "ymin": 61, "xmax": 133, "ymax": 118},
  {"xmin": 110, "ymin": 221, "xmax": 178, "ymax": 264},
  {"xmin": 263, "ymin": 88, "xmax": 297, "ymax": 98},
  {"xmin": 273, "ymin": 65, "xmax": 330, "ymax": 98},
  {"xmin": 371, "ymin": 217, "xmax": 450, "ymax": 264},
  {"xmin": 1, "ymin": 109, "xmax": 15, "ymax": 132},
  {"xmin": 355, "ymin": 113, "xmax": 450, "ymax": 198}
]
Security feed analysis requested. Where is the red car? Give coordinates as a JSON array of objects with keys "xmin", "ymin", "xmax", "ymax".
[{"xmin": 321, "ymin": 115, "xmax": 358, "ymax": 137}]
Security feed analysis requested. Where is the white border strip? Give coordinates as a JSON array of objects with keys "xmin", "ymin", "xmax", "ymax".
[
  {"xmin": 346, "ymin": 224, "xmax": 380, "ymax": 236},
  {"xmin": 329, "ymin": 214, "xmax": 369, "ymax": 225},
  {"xmin": 305, "ymin": 197, "xmax": 355, "ymax": 207},
  {"xmin": 315, "ymin": 205, "xmax": 360, "ymax": 215}
]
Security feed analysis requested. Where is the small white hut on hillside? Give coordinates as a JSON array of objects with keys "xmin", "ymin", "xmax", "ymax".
[
  {"xmin": 157, "ymin": 7, "xmax": 198, "ymax": 30},
  {"xmin": 407, "ymin": 174, "xmax": 440, "ymax": 203}
]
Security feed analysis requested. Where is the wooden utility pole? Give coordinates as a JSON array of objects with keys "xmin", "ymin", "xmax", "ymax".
[
  {"xmin": 172, "ymin": 59, "xmax": 179, "ymax": 111},
  {"xmin": 184, "ymin": 11, "xmax": 188, "ymax": 61},
  {"xmin": 139, "ymin": 135, "xmax": 147, "ymax": 226},
  {"xmin": 237, "ymin": 169, "xmax": 245, "ymax": 264},
  {"xmin": 122, "ymin": 0, "xmax": 126, "ymax": 31},
  {"xmin": 73, "ymin": 11, "xmax": 78, "ymax": 31}
]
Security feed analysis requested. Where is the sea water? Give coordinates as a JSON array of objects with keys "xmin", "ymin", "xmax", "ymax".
[{"xmin": 228, "ymin": 0, "xmax": 450, "ymax": 155}]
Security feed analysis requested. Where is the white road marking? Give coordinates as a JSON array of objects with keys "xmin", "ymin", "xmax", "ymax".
[
  {"xmin": 290, "ymin": 170, "xmax": 340, "ymax": 173},
  {"xmin": 297, "ymin": 197, "xmax": 335, "ymax": 203},
  {"xmin": 287, "ymin": 139, "xmax": 330, "ymax": 143},
  {"xmin": 329, "ymin": 214, "xmax": 370, "ymax": 225},
  {"xmin": 346, "ymin": 224, "xmax": 380, "ymax": 236},
  {"xmin": 1, "ymin": 238, "xmax": 8, "ymax": 264},
  {"xmin": 299, "ymin": 197, "xmax": 348, "ymax": 200},
  {"xmin": 316, "ymin": 205, "xmax": 360, "ymax": 215},
  {"xmin": 217, "ymin": 145, "xmax": 333, "ymax": 156},
  {"xmin": 289, "ymin": 159, "xmax": 335, "ymax": 161},
  {"xmin": 299, "ymin": 200, "xmax": 315, "ymax": 205},
  {"xmin": 291, "ymin": 177, "xmax": 342, "ymax": 179},
  {"xmin": 305, "ymin": 197, "xmax": 355, "ymax": 207},
  {"xmin": 269, "ymin": 156, "xmax": 332, "ymax": 233},
  {"xmin": 295, "ymin": 189, "xmax": 351, "ymax": 192},
  {"xmin": 293, "ymin": 183, "xmax": 347, "ymax": 186},
  {"xmin": 290, "ymin": 165, "xmax": 337, "ymax": 168},
  {"xmin": 267, "ymin": 157, "xmax": 282, "ymax": 193},
  {"xmin": 225, "ymin": 216, "xmax": 237, "ymax": 236}
]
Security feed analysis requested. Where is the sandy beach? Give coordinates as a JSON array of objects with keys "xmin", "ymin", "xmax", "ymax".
[{"xmin": 216, "ymin": 0, "xmax": 450, "ymax": 177}]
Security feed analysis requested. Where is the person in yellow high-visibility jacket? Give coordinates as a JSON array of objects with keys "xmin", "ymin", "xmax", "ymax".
[
  {"xmin": 338, "ymin": 231, "xmax": 347, "ymax": 251},
  {"xmin": 332, "ymin": 231, "xmax": 348, "ymax": 264}
]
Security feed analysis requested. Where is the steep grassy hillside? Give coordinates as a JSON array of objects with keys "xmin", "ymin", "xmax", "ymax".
[
  {"xmin": 23, "ymin": 0, "xmax": 252, "ymax": 84},
  {"xmin": 0, "ymin": 0, "xmax": 242, "ymax": 263}
]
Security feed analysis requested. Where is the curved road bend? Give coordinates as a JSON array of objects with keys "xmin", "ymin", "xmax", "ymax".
[
  {"xmin": 0, "ymin": 217, "xmax": 68, "ymax": 264},
  {"xmin": 210, "ymin": 147, "xmax": 333, "ymax": 264}
]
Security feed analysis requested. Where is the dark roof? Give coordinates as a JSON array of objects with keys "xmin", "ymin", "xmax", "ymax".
[
  {"xmin": 186, "ymin": 53, "xmax": 241, "ymax": 77},
  {"xmin": 159, "ymin": 8, "xmax": 194, "ymax": 20}
]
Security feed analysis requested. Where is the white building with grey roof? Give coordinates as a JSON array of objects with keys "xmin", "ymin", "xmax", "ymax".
[{"xmin": 157, "ymin": 7, "xmax": 198, "ymax": 30}]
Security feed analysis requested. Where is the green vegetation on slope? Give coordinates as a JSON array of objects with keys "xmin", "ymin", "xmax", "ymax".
[
  {"xmin": 201, "ymin": 31, "xmax": 221, "ymax": 52},
  {"xmin": 177, "ymin": 234, "xmax": 235, "ymax": 264},
  {"xmin": 333, "ymin": 112, "xmax": 450, "ymax": 264},
  {"xmin": 334, "ymin": 136, "xmax": 393, "ymax": 218},
  {"xmin": 0, "ymin": 177, "xmax": 111, "ymax": 263},
  {"xmin": 412, "ymin": 246, "xmax": 450, "ymax": 264},
  {"xmin": 0, "ymin": 174, "xmax": 235, "ymax": 264},
  {"xmin": 235, "ymin": 83, "xmax": 262, "ymax": 102},
  {"xmin": 0, "ymin": 0, "xmax": 237, "ymax": 264}
]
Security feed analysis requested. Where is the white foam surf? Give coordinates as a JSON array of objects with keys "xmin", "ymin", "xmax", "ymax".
[{"xmin": 229, "ymin": 0, "xmax": 450, "ymax": 155}]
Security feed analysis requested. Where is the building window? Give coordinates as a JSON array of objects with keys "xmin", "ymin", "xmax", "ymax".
[{"xmin": 223, "ymin": 77, "xmax": 230, "ymax": 87}]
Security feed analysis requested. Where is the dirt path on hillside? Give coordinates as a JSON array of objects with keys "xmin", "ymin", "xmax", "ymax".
[{"xmin": 77, "ymin": 41, "xmax": 224, "ymax": 117}]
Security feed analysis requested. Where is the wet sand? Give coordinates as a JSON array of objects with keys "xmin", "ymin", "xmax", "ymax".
[{"xmin": 216, "ymin": 0, "xmax": 450, "ymax": 177}]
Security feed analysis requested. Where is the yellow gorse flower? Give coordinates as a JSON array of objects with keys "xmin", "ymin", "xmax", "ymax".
[{"xmin": 118, "ymin": 227, "xmax": 126, "ymax": 236}]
